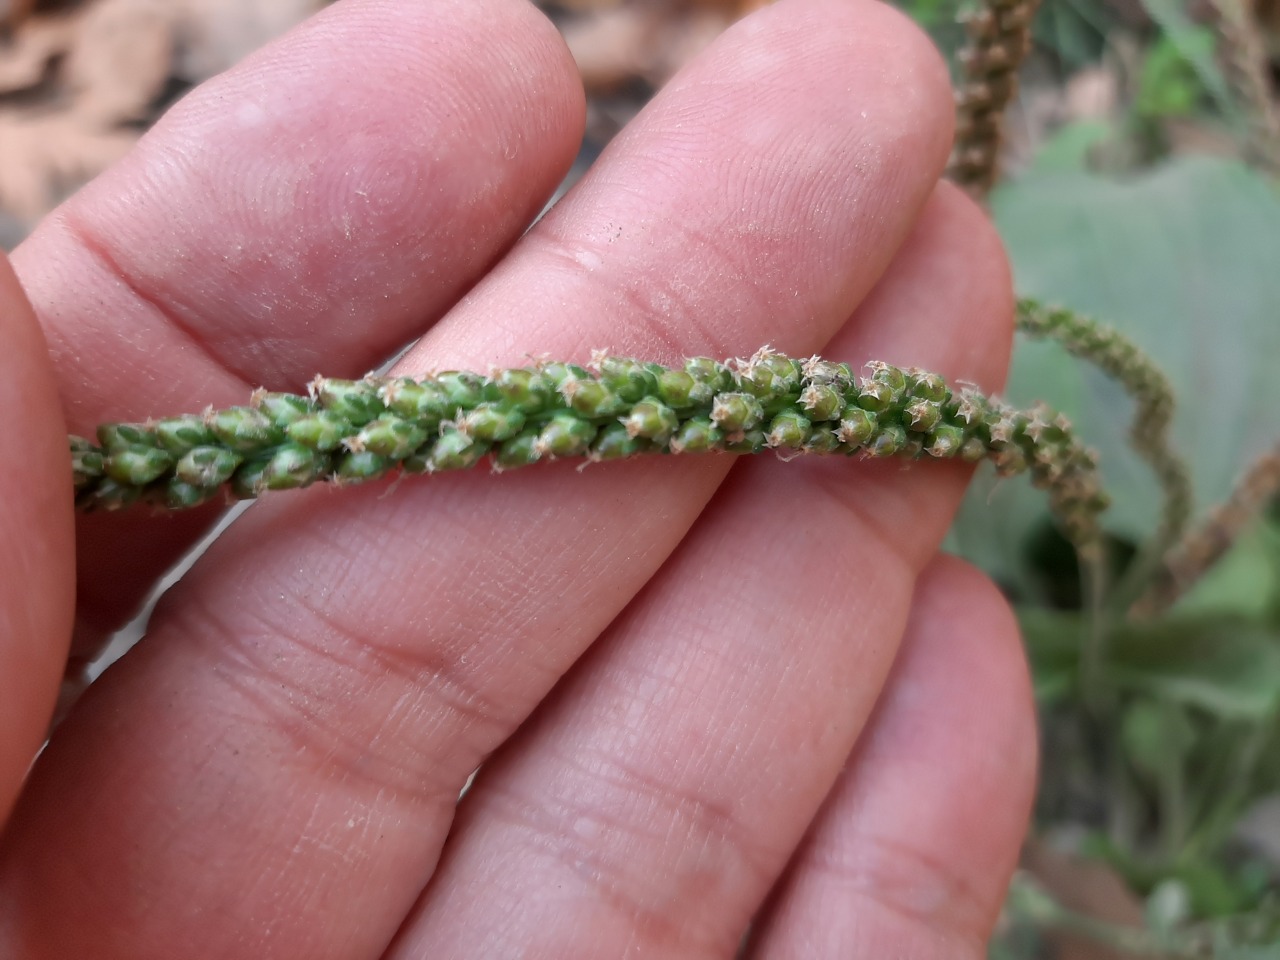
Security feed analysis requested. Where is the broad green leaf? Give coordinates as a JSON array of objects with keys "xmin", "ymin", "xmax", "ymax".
[
  {"xmin": 1020, "ymin": 609, "xmax": 1280, "ymax": 718},
  {"xmin": 1109, "ymin": 620, "xmax": 1280, "ymax": 718}
]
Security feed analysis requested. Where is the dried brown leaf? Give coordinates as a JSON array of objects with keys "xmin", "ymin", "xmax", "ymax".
[
  {"xmin": 1022, "ymin": 838, "xmax": 1150, "ymax": 960},
  {"xmin": 0, "ymin": 108, "xmax": 136, "ymax": 221},
  {"xmin": 0, "ymin": 13, "xmax": 75, "ymax": 94},
  {"xmin": 65, "ymin": 0, "xmax": 173, "ymax": 124}
]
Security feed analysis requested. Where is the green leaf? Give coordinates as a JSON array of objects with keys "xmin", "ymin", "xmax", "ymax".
[
  {"xmin": 950, "ymin": 158, "xmax": 1280, "ymax": 587},
  {"xmin": 1123, "ymin": 698, "xmax": 1196, "ymax": 782},
  {"xmin": 1026, "ymin": 120, "xmax": 1113, "ymax": 174},
  {"xmin": 1137, "ymin": 0, "xmax": 1235, "ymax": 115},
  {"xmin": 1110, "ymin": 619, "xmax": 1280, "ymax": 719},
  {"xmin": 1135, "ymin": 31, "xmax": 1214, "ymax": 121},
  {"xmin": 1019, "ymin": 608, "xmax": 1280, "ymax": 718}
]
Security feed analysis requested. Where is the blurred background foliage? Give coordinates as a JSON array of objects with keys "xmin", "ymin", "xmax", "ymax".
[{"xmin": 3, "ymin": 0, "xmax": 1277, "ymax": 954}]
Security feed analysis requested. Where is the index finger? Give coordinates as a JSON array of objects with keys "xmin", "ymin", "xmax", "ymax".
[{"xmin": 17, "ymin": 0, "xmax": 585, "ymax": 658}]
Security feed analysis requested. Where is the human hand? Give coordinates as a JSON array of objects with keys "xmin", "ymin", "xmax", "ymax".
[{"xmin": 0, "ymin": 0, "xmax": 1036, "ymax": 955}]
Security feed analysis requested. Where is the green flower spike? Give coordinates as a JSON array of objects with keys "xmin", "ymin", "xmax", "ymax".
[{"xmin": 70, "ymin": 352, "xmax": 1109, "ymax": 564}]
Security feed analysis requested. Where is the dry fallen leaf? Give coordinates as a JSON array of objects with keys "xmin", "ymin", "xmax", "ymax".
[
  {"xmin": 0, "ymin": 109, "xmax": 137, "ymax": 220},
  {"xmin": 558, "ymin": 0, "xmax": 769, "ymax": 91},
  {"xmin": 0, "ymin": 0, "xmax": 36, "ymax": 30},
  {"xmin": 0, "ymin": 0, "xmax": 320, "ymax": 237},
  {"xmin": 65, "ymin": 0, "xmax": 174, "ymax": 124},
  {"xmin": 1022, "ymin": 838, "xmax": 1151, "ymax": 960}
]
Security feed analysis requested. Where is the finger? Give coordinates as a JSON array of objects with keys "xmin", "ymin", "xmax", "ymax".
[
  {"xmin": 384, "ymin": 183, "xmax": 1014, "ymax": 957},
  {"xmin": 18, "ymin": 0, "xmax": 584, "ymax": 653},
  {"xmin": 0, "ymin": 1, "xmax": 955, "ymax": 957},
  {"xmin": 0, "ymin": 256, "xmax": 75, "ymax": 821},
  {"xmin": 747, "ymin": 557, "xmax": 1035, "ymax": 959}
]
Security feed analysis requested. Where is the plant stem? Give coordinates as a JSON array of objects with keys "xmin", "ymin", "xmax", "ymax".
[
  {"xmin": 1135, "ymin": 439, "xmax": 1280, "ymax": 617},
  {"xmin": 1208, "ymin": 0, "xmax": 1280, "ymax": 178},
  {"xmin": 947, "ymin": 0, "xmax": 1042, "ymax": 200}
]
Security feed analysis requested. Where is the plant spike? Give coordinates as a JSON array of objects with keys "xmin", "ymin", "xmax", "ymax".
[
  {"xmin": 70, "ymin": 352, "xmax": 1108, "ymax": 560},
  {"xmin": 946, "ymin": 0, "xmax": 1041, "ymax": 200},
  {"xmin": 1134, "ymin": 438, "xmax": 1280, "ymax": 617},
  {"xmin": 1015, "ymin": 299, "xmax": 1193, "ymax": 564},
  {"xmin": 1207, "ymin": 0, "xmax": 1280, "ymax": 178}
]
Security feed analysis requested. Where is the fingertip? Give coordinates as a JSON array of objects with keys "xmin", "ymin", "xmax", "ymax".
[{"xmin": 747, "ymin": 553, "xmax": 1035, "ymax": 956}]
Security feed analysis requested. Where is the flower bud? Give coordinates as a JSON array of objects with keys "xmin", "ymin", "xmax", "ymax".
[
  {"xmin": 538, "ymin": 362, "xmax": 591, "ymax": 391},
  {"xmin": 422, "ymin": 432, "xmax": 488, "ymax": 472},
  {"xmin": 560, "ymin": 377, "xmax": 626, "ymax": 418},
  {"xmin": 869, "ymin": 361, "xmax": 907, "ymax": 396},
  {"xmin": 655, "ymin": 370, "xmax": 711, "ymax": 410},
  {"xmin": 736, "ymin": 366, "xmax": 789, "ymax": 403},
  {"xmin": 904, "ymin": 398, "xmax": 942, "ymax": 432},
  {"xmin": 104, "ymin": 445, "xmax": 174, "ymax": 485},
  {"xmin": 287, "ymin": 411, "xmax": 352, "ymax": 452},
  {"xmin": 798, "ymin": 383, "xmax": 843, "ymax": 421},
  {"xmin": 229, "ymin": 457, "xmax": 270, "ymax": 499},
  {"xmin": 176, "ymin": 446, "xmax": 242, "ymax": 488},
  {"xmin": 210, "ymin": 406, "xmax": 285, "ymax": 452},
  {"xmin": 710, "ymin": 392, "xmax": 764, "ymax": 432},
  {"xmin": 357, "ymin": 416, "xmax": 430, "ymax": 458},
  {"xmin": 909, "ymin": 370, "xmax": 948, "ymax": 402},
  {"xmin": 494, "ymin": 429, "xmax": 542, "ymax": 470},
  {"xmin": 992, "ymin": 443, "xmax": 1029, "ymax": 476},
  {"xmin": 924, "ymin": 424, "xmax": 966, "ymax": 458},
  {"xmin": 461, "ymin": 404, "xmax": 526, "ymax": 443},
  {"xmin": 255, "ymin": 392, "xmax": 312, "ymax": 427},
  {"xmin": 766, "ymin": 410, "xmax": 811, "ymax": 449},
  {"xmin": 484, "ymin": 367, "xmax": 553, "ymax": 412},
  {"xmin": 959, "ymin": 437, "xmax": 987, "ymax": 462},
  {"xmin": 804, "ymin": 425, "xmax": 842, "ymax": 454},
  {"xmin": 434, "ymin": 371, "xmax": 486, "ymax": 411},
  {"xmin": 801, "ymin": 357, "xmax": 854, "ymax": 385},
  {"xmin": 668, "ymin": 417, "xmax": 723, "ymax": 454},
  {"xmin": 263, "ymin": 443, "xmax": 326, "ymax": 490},
  {"xmin": 722, "ymin": 429, "xmax": 766, "ymax": 454},
  {"xmin": 836, "ymin": 408, "xmax": 877, "ymax": 447},
  {"xmin": 333, "ymin": 449, "xmax": 390, "ymax": 483},
  {"xmin": 97, "ymin": 422, "xmax": 154, "ymax": 452},
  {"xmin": 381, "ymin": 378, "xmax": 451, "ymax": 424},
  {"xmin": 590, "ymin": 422, "xmax": 648, "ymax": 461},
  {"xmin": 154, "ymin": 415, "xmax": 215, "ymax": 454},
  {"xmin": 163, "ymin": 479, "xmax": 218, "ymax": 510},
  {"xmin": 314, "ymin": 378, "xmax": 386, "ymax": 425},
  {"xmin": 599, "ymin": 357, "xmax": 659, "ymax": 402},
  {"xmin": 536, "ymin": 413, "xmax": 598, "ymax": 458},
  {"xmin": 621, "ymin": 398, "xmax": 679, "ymax": 442},
  {"xmin": 70, "ymin": 441, "xmax": 104, "ymax": 487},
  {"xmin": 684, "ymin": 357, "xmax": 733, "ymax": 391},
  {"xmin": 866, "ymin": 424, "xmax": 907, "ymax": 457},
  {"xmin": 855, "ymin": 380, "xmax": 895, "ymax": 413}
]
